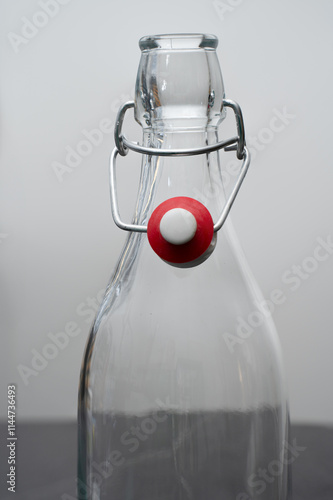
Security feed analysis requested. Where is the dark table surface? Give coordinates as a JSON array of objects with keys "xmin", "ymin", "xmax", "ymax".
[{"xmin": 1, "ymin": 422, "xmax": 332, "ymax": 499}]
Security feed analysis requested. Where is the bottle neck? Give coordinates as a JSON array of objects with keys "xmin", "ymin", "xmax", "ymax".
[
  {"xmin": 136, "ymin": 126, "xmax": 227, "ymax": 226},
  {"xmin": 98, "ymin": 126, "xmax": 228, "ymax": 322}
]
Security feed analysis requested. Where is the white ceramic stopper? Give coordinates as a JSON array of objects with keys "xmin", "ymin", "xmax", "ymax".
[{"xmin": 159, "ymin": 208, "xmax": 197, "ymax": 245}]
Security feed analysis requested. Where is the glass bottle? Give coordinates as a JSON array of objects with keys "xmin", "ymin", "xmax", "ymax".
[{"xmin": 78, "ymin": 33, "xmax": 291, "ymax": 500}]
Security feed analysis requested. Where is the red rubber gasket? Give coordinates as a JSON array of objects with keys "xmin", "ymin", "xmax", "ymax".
[{"xmin": 147, "ymin": 197, "xmax": 214, "ymax": 264}]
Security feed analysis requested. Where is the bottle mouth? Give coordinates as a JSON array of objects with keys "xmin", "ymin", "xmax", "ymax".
[{"xmin": 139, "ymin": 33, "xmax": 218, "ymax": 51}]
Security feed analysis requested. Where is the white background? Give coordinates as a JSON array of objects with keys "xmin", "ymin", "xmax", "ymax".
[{"xmin": 1, "ymin": 0, "xmax": 332, "ymax": 424}]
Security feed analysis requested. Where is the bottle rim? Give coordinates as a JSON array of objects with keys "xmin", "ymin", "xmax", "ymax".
[{"xmin": 139, "ymin": 33, "xmax": 218, "ymax": 51}]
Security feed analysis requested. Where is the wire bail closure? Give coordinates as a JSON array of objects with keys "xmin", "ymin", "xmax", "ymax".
[{"xmin": 109, "ymin": 99, "xmax": 251, "ymax": 233}]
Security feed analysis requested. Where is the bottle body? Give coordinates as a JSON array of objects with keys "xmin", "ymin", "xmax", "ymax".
[
  {"xmin": 78, "ymin": 34, "xmax": 291, "ymax": 500},
  {"xmin": 78, "ymin": 152, "xmax": 291, "ymax": 500}
]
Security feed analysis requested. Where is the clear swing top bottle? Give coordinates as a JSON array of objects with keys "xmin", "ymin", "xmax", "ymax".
[{"xmin": 78, "ymin": 33, "xmax": 291, "ymax": 500}]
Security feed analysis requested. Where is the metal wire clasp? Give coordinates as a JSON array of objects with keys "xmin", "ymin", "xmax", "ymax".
[{"xmin": 109, "ymin": 99, "xmax": 251, "ymax": 233}]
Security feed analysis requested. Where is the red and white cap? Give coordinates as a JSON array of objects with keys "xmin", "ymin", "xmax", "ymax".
[{"xmin": 147, "ymin": 197, "xmax": 215, "ymax": 267}]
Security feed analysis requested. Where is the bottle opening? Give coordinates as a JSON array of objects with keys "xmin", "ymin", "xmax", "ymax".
[
  {"xmin": 135, "ymin": 33, "xmax": 224, "ymax": 130},
  {"xmin": 139, "ymin": 33, "xmax": 218, "ymax": 51}
]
